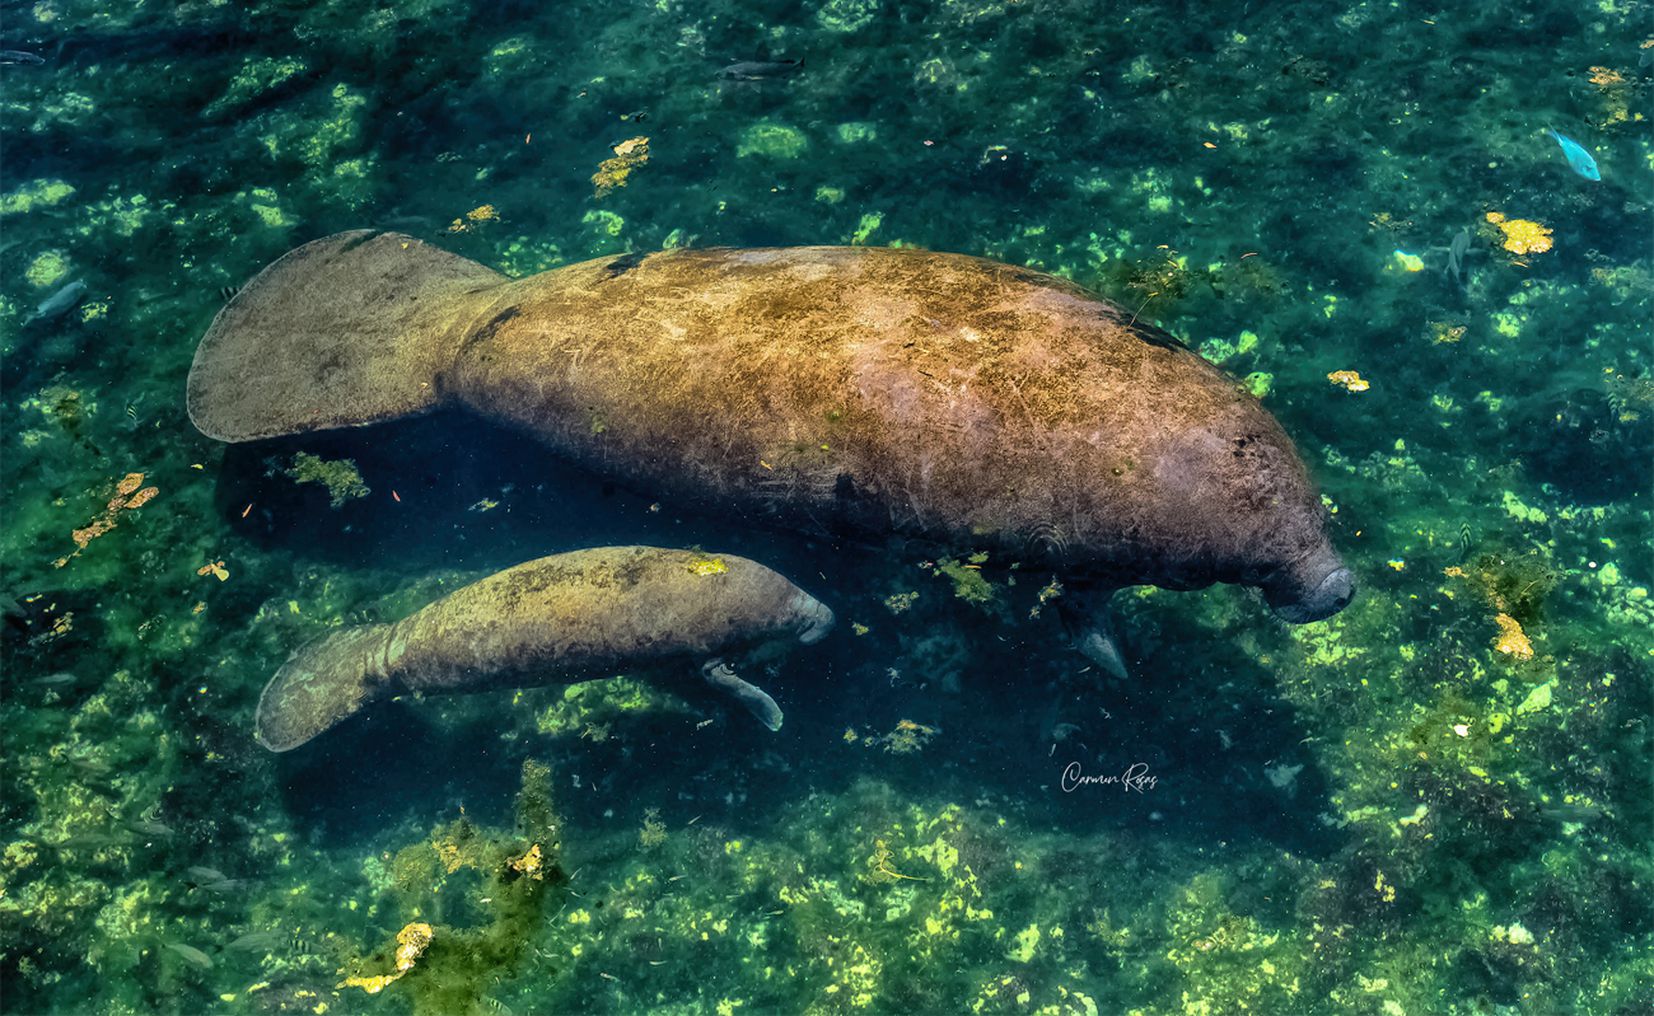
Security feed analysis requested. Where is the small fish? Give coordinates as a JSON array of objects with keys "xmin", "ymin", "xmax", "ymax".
[
  {"xmin": 1547, "ymin": 129, "xmax": 1600, "ymax": 181},
  {"xmin": 1446, "ymin": 228, "xmax": 1471, "ymax": 287},
  {"xmin": 226, "ymin": 928, "xmax": 284, "ymax": 953},
  {"xmin": 127, "ymin": 819, "xmax": 175, "ymax": 839},
  {"xmin": 51, "ymin": 830, "xmax": 127, "ymax": 852},
  {"xmin": 218, "ymin": 285, "xmax": 239, "ymax": 302},
  {"xmin": 25, "ymin": 279, "xmax": 87, "ymax": 324},
  {"xmin": 164, "ymin": 942, "xmax": 215, "ymax": 969},
  {"xmin": 126, "ymin": 813, "xmax": 175, "ymax": 838},
  {"xmin": 1538, "ymin": 800, "xmax": 1605, "ymax": 824},
  {"xmin": 186, "ymin": 865, "xmax": 227, "ymax": 883},
  {"xmin": 0, "ymin": 50, "xmax": 45, "ymax": 66},
  {"xmin": 718, "ymin": 58, "xmax": 804, "ymax": 81},
  {"xmin": 65, "ymin": 755, "xmax": 114, "ymax": 778}
]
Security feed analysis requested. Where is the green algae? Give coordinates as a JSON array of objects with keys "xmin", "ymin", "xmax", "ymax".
[
  {"xmin": 203, "ymin": 56, "xmax": 307, "ymax": 119},
  {"xmin": 282, "ymin": 452, "xmax": 369, "ymax": 508},
  {"xmin": 935, "ymin": 554, "xmax": 997, "ymax": 608},
  {"xmin": 735, "ymin": 122, "xmax": 808, "ymax": 159},
  {"xmin": 533, "ymin": 676, "xmax": 692, "ymax": 737},
  {"xmin": 25, "ymin": 251, "xmax": 68, "ymax": 288},
  {"xmin": 342, "ymin": 761, "xmax": 565, "ymax": 1015},
  {"xmin": 1, "ymin": 180, "xmax": 75, "ymax": 217}
]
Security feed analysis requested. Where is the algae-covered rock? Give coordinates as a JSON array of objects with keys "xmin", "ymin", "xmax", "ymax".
[{"xmin": 736, "ymin": 122, "xmax": 807, "ymax": 159}]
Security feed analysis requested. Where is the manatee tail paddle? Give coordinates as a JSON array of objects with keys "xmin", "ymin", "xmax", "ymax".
[
  {"xmin": 188, "ymin": 231, "xmax": 507, "ymax": 443},
  {"xmin": 255, "ymin": 625, "xmax": 397, "ymax": 751}
]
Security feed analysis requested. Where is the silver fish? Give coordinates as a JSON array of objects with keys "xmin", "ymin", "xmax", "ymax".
[
  {"xmin": 719, "ymin": 58, "xmax": 803, "ymax": 81},
  {"xmin": 226, "ymin": 928, "xmax": 284, "ymax": 953},
  {"xmin": 126, "ymin": 815, "xmax": 175, "ymax": 838},
  {"xmin": 164, "ymin": 942, "xmax": 215, "ymax": 969},
  {"xmin": 1447, "ymin": 228, "xmax": 1470, "ymax": 287},
  {"xmin": 0, "ymin": 50, "xmax": 45, "ymax": 66}
]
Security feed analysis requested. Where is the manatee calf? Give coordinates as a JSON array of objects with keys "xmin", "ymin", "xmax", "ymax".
[
  {"xmin": 254, "ymin": 546, "xmax": 835, "ymax": 751},
  {"xmin": 191, "ymin": 232, "xmax": 1353, "ymax": 671}
]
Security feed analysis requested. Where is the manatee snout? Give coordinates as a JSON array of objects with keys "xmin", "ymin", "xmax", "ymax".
[
  {"xmin": 789, "ymin": 591, "xmax": 836, "ymax": 644},
  {"xmin": 1265, "ymin": 549, "xmax": 1356, "ymax": 624}
]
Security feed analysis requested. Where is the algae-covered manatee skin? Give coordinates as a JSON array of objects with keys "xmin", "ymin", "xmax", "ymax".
[
  {"xmin": 191, "ymin": 234, "xmax": 1350, "ymax": 616},
  {"xmin": 254, "ymin": 546, "xmax": 832, "ymax": 751}
]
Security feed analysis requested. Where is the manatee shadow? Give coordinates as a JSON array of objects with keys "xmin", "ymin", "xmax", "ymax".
[
  {"xmin": 268, "ymin": 701, "xmax": 525, "ymax": 838},
  {"xmin": 273, "ymin": 594, "xmax": 1341, "ymax": 865},
  {"xmin": 746, "ymin": 598, "xmax": 1344, "ymax": 861},
  {"xmin": 211, "ymin": 408, "xmax": 853, "ymax": 583},
  {"xmin": 231, "ymin": 412, "xmax": 1339, "ymax": 861}
]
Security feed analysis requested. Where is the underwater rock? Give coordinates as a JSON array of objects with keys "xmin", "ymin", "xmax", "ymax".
[
  {"xmin": 254, "ymin": 546, "xmax": 834, "ymax": 750},
  {"xmin": 188, "ymin": 232, "xmax": 1354, "ymax": 648}
]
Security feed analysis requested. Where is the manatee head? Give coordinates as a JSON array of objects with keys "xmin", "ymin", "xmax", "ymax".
[
  {"xmin": 1262, "ymin": 543, "xmax": 1355, "ymax": 623},
  {"xmin": 785, "ymin": 589, "xmax": 837, "ymax": 644},
  {"xmin": 701, "ymin": 554, "xmax": 835, "ymax": 657},
  {"xmin": 1140, "ymin": 410, "xmax": 1353, "ymax": 624}
]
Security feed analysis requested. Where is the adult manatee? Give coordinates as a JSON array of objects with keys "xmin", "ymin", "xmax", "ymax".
[
  {"xmin": 190, "ymin": 232, "xmax": 1353, "ymax": 671},
  {"xmin": 254, "ymin": 546, "xmax": 835, "ymax": 751}
]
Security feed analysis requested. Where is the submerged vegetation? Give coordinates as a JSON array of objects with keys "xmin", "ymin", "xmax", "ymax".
[{"xmin": 1, "ymin": 0, "xmax": 1650, "ymax": 1012}]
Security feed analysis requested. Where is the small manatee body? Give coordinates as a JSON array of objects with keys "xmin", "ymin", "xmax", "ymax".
[
  {"xmin": 254, "ymin": 546, "xmax": 834, "ymax": 751},
  {"xmin": 191, "ymin": 233, "xmax": 1353, "ymax": 669}
]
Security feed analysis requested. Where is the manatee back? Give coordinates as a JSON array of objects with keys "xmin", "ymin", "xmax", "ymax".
[
  {"xmin": 448, "ymin": 246, "xmax": 1332, "ymax": 589},
  {"xmin": 390, "ymin": 546, "xmax": 811, "ymax": 692},
  {"xmin": 188, "ymin": 230, "xmax": 506, "ymax": 442}
]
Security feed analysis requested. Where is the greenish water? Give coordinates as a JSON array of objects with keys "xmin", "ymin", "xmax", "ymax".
[{"xmin": 1, "ymin": 1, "xmax": 1650, "ymax": 1014}]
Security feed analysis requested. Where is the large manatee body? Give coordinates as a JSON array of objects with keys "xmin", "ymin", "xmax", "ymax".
[
  {"xmin": 255, "ymin": 546, "xmax": 835, "ymax": 751},
  {"xmin": 190, "ymin": 231, "xmax": 1353, "ymax": 640}
]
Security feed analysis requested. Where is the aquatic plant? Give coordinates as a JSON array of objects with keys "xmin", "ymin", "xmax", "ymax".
[
  {"xmin": 591, "ymin": 137, "xmax": 650, "ymax": 199},
  {"xmin": 933, "ymin": 554, "xmax": 997, "ymax": 608},
  {"xmin": 340, "ymin": 760, "xmax": 565, "ymax": 1015},
  {"xmin": 281, "ymin": 452, "xmax": 369, "ymax": 508}
]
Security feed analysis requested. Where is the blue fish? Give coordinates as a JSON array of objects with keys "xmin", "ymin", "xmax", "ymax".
[{"xmin": 1547, "ymin": 129, "xmax": 1600, "ymax": 181}]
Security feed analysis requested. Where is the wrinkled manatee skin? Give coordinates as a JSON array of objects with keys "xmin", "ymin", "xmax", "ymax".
[{"xmin": 449, "ymin": 246, "xmax": 1348, "ymax": 608}]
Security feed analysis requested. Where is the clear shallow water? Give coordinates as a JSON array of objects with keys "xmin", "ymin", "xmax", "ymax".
[{"xmin": 1, "ymin": 2, "xmax": 1650, "ymax": 1014}]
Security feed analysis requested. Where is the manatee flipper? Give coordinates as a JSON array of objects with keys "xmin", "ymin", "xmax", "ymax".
[
  {"xmin": 1058, "ymin": 588, "xmax": 1128, "ymax": 679},
  {"xmin": 702, "ymin": 659, "xmax": 784, "ymax": 731},
  {"xmin": 187, "ymin": 230, "xmax": 507, "ymax": 442},
  {"xmin": 255, "ymin": 624, "xmax": 399, "ymax": 751}
]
